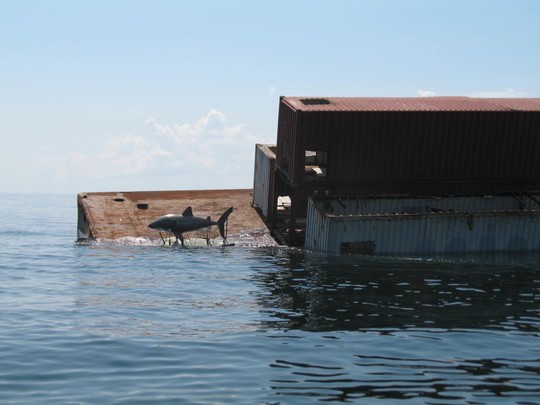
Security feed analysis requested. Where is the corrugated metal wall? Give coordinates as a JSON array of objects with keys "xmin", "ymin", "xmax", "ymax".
[
  {"xmin": 276, "ymin": 99, "xmax": 298, "ymax": 183},
  {"xmin": 276, "ymin": 99, "xmax": 540, "ymax": 195},
  {"xmin": 306, "ymin": 195, "xmax": 329, "ymax": 251},
  {"xmin": 317, "ymin": 194, "xmax": 540, "ymax": 216},
  {"xmin": 305, "ymin": 196, "xmax": 540, "ymax": 255},
  {"xmin": 301, "ymin": 111, "xmax": 540, "ymax": 187},
  {"xmin": 252, "ymin": 144, "xmax": 276, "ymax": 218}
]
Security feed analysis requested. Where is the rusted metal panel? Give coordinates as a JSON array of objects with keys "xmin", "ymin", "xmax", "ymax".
[
  {"xmin": 484, "ymin": 98, "xmax": 540, "ymax": 111},
  {"xmin": 283, "ymin": 96, "xmax": 540, "ymax": 112},
  {"xmin": 276, "ymin": 97, "xmax": 540, "ymax": 195},
  {"xmin": 77, "ymin": 189, "xmax": 271, "ymax": 243},
  {"xmin": 77, "ymin": 197, "xmax": 93, "ymax": 239},
  {"xmin": 314, "ymin": 194, "xmax": 540, "ymax": 215},
  {"xmin": 306, "ymin": 195, "xmax": 329, "ymax": 251},
  {"xmin": 304, "ymin": 110, "xmax": 540, "ymax": 186},
  {"xmin": 252, "ymin": 144, "xmax": 276, "ymax": 218},
  {"xmin": 305, "ymin": 196, "xmax": 540, "ymax": 255},
  {"xmin": 276, "ymin": 99, "xmax": 298, "ymax": 183}
]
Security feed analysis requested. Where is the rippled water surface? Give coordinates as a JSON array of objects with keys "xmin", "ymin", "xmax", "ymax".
[{"xmin": 1, "ymin": 193, "xmax": 540, "ymax": 404}]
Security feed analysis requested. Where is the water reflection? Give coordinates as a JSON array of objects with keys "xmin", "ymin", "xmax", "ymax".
[
  {"xmin": 269, "ymin": 352, "xmax": 540, "ymax": 402},
  {"xmin": 251, "ymin": 250, "xmax": 540, "ymax": 402},
  {"xmin": 251, "ymin": 249, "xmax": 540, "ymax": 332},
  {"xmin": 70, "ymin": 243, "xmax": 540, "ymax": 403}
]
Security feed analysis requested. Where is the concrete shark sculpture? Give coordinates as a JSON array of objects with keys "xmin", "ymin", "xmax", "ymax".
[{"xmin": 148, "ymin": 206, "xmax": 233, "ymax": 246}]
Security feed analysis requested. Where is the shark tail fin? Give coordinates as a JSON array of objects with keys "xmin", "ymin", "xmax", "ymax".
[{"xmin": 217, "ymin": 207, "xmax": 233, "ymax": 239}]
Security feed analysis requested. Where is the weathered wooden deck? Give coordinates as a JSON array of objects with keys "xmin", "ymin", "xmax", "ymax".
[{"xmin": 77, "ymin": 189, "xmax": 275, "ymax": 245}]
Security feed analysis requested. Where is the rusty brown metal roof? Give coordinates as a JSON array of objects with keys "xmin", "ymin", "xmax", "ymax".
[
  {"xmin": 483, "ymin": 98, "xmax": 540, "ymax": 111},
  {"xmin": 283, "ymin": 96, "xmax": 540, "ymax": 112},
  {"xmin": 78, "ymin": 189, "xmax": 273, "ymax": 244}
]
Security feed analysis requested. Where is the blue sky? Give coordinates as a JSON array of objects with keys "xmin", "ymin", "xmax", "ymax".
[{"xmin": 1, "ymin": 0, "xmax": 539, "ymax": 194}]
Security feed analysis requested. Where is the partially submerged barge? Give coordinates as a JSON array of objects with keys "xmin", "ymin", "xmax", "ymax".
[
  {"xmin": 77, "ymin": 189, "xmax": 275, "ymax": 246},
  {"xmin": 79, "ymin": 96, "xmax": 540, "ymax": 254}
]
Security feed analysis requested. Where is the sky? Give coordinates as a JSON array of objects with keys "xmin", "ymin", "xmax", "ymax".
[{"xmin": 1, "ymin": 0, "xmax": 539, "ymax": 194}]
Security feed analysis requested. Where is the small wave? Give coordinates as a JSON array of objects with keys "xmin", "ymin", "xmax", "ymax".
[{"xmin": 76, "ymin": 228, "xmax": 279, "ymax": 249}]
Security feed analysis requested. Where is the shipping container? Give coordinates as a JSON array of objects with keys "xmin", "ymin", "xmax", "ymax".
[
  {"xmin": 277, "ymin": 96, "xmax": 540, "ymax": 193},
  {"xmin": 274, "ymin": 96, "xmax": 540, "ymax": 242},
  {"xmin": 252, "ymin": 144, "xmax": 276, "ymax": 218},
  {"xmin": 305, "ymin": 195, "xmax": 540, "ymax": 255}
]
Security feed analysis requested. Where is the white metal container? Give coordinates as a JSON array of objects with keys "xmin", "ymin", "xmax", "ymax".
[
  {"xmin": 305, "ymin": 195, "xmax": 540, "ymax": 255},
  {"xmin": 252, "ymin": 144, "xmax": 276, "ymax": 219}
]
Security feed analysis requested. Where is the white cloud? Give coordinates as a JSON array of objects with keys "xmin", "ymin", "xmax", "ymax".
[
  {"xmin": 67, "ymin": 110, "xmax": 272, "ymax": 189},
  {"xmin": 418, "ymin": 89, "xmax": 436, "ymax": 97},
  {"xmin": 145, "ymin": 109, "xmax": 251, "ymax": 145},
  {"xmin": 100, "ymin": 135, "xmax": 170, "ymax": 174},
  {"xmin": 145, "ymin": 109, "xmax": 260, "ymax": 168},
  {"xmin": 468, "ymin": 87, "xmax": 528, "ymax": 98}
]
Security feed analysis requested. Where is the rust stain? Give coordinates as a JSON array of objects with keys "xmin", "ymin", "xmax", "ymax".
[{"xmin": 78, "ymin": 189, "xmax": 267, "ymax": 241}]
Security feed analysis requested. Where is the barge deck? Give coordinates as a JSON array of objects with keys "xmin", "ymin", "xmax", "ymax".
[{"xmin": 77, "ymin": 189, "xmax": 276, "ymax": 246}]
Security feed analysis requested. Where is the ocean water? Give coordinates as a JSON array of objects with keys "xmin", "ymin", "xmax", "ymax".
[{"xmin": 1, "ymin": 193, "xmax": 539, "ymax": 404}]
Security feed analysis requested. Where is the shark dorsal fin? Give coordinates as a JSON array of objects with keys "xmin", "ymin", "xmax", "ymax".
[{"xmin": 182, "ymin": 206, "xmax": 193, "ymax": 216}]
